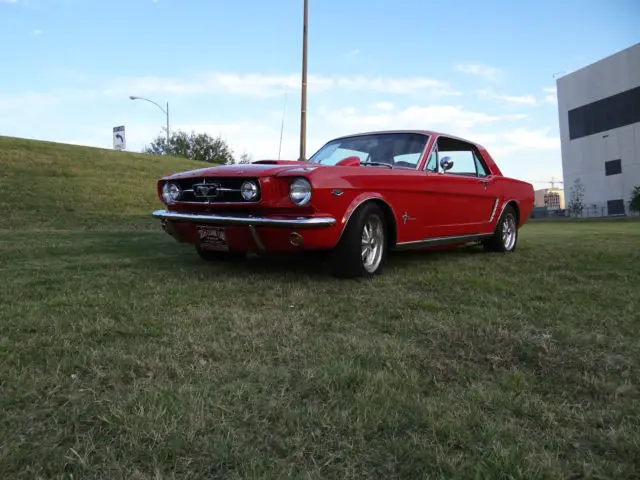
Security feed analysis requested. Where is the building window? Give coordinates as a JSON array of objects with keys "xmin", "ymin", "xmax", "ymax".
[
  {"xmin": 607, "ymin": 199, "xmax": 625, "ymax": 215},
  {"xmin": 605, "ymin": 159, "xmax": 622, "ymax": 176},
  {"xmin": 544, "ymin": 192, "xmax": 561, "ymax": 207},
  {"xmin": 568, "ymin": 85, "xmax": 640, "ymax": 140}
]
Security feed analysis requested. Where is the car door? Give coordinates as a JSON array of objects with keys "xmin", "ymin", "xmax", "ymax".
[{"xmin": 421, "ymin": 137, "xmax": 497, "ymax": 238}]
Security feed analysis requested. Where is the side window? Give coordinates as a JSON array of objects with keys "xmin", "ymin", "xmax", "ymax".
[
  {"xmin": 394, "ymin": 153, "xmax": 421, "ymax": 168},
  {"xmin": 445, "ymin": 150, "xmax": 477, "ymax": 175},
  {"xmin": 429, "ymin": 137, "xmax": 492, "ymax": 177},
  {"xmin": 474, "ymin": 151, "xmax": 489, "ymax": 177},
  {"xmin": 426, "ymin": 149, "xmax": 438, "ymax": 171}
]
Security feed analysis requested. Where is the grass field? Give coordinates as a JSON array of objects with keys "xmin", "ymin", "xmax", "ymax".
[
  {"xmin": 0, "ymin": 135, "xmax": 204, "ymax": 231},
  {"xmin": 1, "ymin": 136, "xmax": 639, "ymax": 478}
]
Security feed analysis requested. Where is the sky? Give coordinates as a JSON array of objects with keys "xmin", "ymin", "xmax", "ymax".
[{"xmin": 1, "ymin": 0, "xmax": 639, "ymax": 187}]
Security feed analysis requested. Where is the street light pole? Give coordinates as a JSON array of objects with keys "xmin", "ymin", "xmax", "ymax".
[
  {"xmin": 129, "ymin": 95, "xmax": 170, "ymax": 145},
  {"xmin": 299, "ymin": 0, "xmax": 308, "ymax": 162}
]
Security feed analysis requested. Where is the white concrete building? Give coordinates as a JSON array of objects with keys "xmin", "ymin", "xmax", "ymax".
[{"xmin": 556, "ymin": 42, "xmax": 640, "ymax": 216}]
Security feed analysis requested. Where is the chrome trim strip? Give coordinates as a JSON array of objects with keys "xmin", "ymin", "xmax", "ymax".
[
  {"xmin": 169, "ymin": 201, "xmax": 261, "ymax": 206},
  {"xmin": 494, "ymin": 199, "xmax": 518, "ymax": 224},
  {"xmin": 422, "ymin": 136, "xmax": 438, "ymax": 172},
  {"xmin": 248, "ymin": 225, "xmax": 266, "ymax": 251},
  {"xmin": 488, "ymin": 198, "xmax": 500, "ymax": 222},
  {"xmin": 182, "ymin": 187, "xmax": 240, "ymax": 194},
  {"xmin": 414, "ymin": 133, "xmax": 432, "ymax": 170},
  {"xmin": 152, "ymin": 210, "xmax": 336, "ymax": 228},
  {"xmin": 395, "ymin": 233, "xmax": 493, "ymax": 250}
]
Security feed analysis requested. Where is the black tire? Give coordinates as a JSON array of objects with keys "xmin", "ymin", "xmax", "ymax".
[
  {"xmin": 330, "ymin": 202, "xmax": 388, "ymax": 278},
  {"xmin": 483, "ymin": 204, "xmax": 519, "ymax": 253},
  {"xmin": 195, "ymin": 246, "xmax": 247, "ymax": 262}
]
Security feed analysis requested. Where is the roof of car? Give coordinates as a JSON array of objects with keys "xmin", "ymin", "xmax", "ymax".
[{"xmin": 329, "ymin": 129, "xmax": 486, "ymax": 150}]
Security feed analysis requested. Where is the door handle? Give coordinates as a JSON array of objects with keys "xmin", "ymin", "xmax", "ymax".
[{"xmin": 481, "ymin": 179, "xmax": 490, "ymax": 189}]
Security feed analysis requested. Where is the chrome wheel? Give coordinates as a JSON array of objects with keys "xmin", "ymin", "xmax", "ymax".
[
  {"xmin": 502, "ymin": 213, "xmax": 517, "ymax": 251},
  {"xmin": 361, "ymin": 214, "xmax": 384, "ymax": 273}
]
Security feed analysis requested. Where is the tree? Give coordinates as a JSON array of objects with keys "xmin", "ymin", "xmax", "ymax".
[
  {"xmin": 145, "ymin": 129, "xmax": 234, "ymax": 164},
  {"xmin": 237, "ymin": 151, "xmax": 253, "ymax": 164},
  {"xmin": 629, "ymin": 185, "xmax": 640, "ymax": 214},
  {"xmin": 567, "ymin": 177, "xmax": 585, "ymax": 217}
]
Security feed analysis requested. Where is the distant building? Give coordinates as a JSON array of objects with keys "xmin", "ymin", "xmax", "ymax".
[
  {"xmin": 534, "ymin": 187, "xmax": 565, "ymax": 210},
  {"xmin": 556, "ymin": 42, "xmax": 640, "ymax": 216}
]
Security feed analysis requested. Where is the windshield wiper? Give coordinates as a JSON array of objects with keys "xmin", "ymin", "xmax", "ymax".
[{"xmin": 361, "ymin": 161, "xmax": 393, "ymax": 169}]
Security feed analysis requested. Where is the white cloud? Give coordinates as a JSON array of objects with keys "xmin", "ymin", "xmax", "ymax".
[
  {"xmin": 103, "ymin": 72, "xmax": 460, "ymax": 99},
  {"xmin": 454, "ymin": 63, "xmax": 503, "ymax": 82},
  {"xmin": 500, "ymin": 94, "xmax": 537, "ymax": 105},
  {"xmin": 0, "ymin": 72, "xmax": 460, "ymax": 122},
  {"xmin": 0, "ymin": 91, "xmax": 61, "ymax": 112},
  {"xmin": 479, "ymin": 127, "xmax": 560, "ymax": 155},
  {"xmin": 319, "ymin": 104, "xmax": 528, "ymax": 132},
  {"xmin": 541, "ymin": 86, "xmax": 557, "ymax": 105},
  {"xmin": 476, "ymin": 89, "xmax": 538, "ymax": 106},
  {"xmin": 32, "ymin": 28, "xmax": 41, "ymax": 35},
  {"xmin": 476, "ymin": 87, "xmax": 560, "ymax": 108},
  {"xmin": 0, "ymin": 0, "xmax": 19, "ymax": 3},
  {"xmin": 375, "ymin": 102, "xmax": 395, "ymax": 111},
  {"xmin": 345, "ymin": 49, "xmax": 360, "ymax": 57}
]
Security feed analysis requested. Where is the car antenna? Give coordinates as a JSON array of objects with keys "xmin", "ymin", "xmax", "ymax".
[{"xmin": 278, "ymin": 86, "xmax": 288, "ymax": 160}]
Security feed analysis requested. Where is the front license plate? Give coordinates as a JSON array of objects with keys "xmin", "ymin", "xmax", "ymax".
[{"xmin": 196, "ymin": 225, "xmax": 229, "ymax": 251}]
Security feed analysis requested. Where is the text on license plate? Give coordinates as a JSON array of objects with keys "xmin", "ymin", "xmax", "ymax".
[{"xmin": 196, "ymin": 225, "xmax": 229, "ymax": 251}]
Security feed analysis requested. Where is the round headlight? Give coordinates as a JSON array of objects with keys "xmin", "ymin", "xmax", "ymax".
[
  {"xmin": 289, "ymin": 177, "xmax": 312, "ymax": 206},
  {"xmin": 162, "ymin": 182, "xmax": 181, "ymax": 203},
  {"xmin": 240, "ymin": 180, "xmax": 258, "ymax": 201}
]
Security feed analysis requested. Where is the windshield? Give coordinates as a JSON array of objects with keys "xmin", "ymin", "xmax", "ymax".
[{"xmin": 307, "ymin": 132, "xmax": 430, "ymax": 169}]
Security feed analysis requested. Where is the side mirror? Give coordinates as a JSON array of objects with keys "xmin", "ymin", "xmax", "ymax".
[{"xmin": 440, "ymin": 156, "xmax": 454, "ymax": 172}]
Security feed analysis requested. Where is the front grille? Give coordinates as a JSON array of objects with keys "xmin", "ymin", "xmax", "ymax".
[{"xmin": 170, "ymin": 177, "xmax": 261, "ymax": 203}]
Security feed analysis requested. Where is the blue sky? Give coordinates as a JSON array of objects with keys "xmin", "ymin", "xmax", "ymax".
[{"xmin": 1, "ymin": 0, "xmax": 639, "ymax": 186}]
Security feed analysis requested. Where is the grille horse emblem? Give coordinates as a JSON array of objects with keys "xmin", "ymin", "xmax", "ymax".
[{"xmin": 193, "ymin": 180, "xmax": 221, "ymax": 198}]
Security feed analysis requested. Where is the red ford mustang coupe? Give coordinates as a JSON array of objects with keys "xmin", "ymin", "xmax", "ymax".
[{"xmin": 152, "ymin": 130, "xmax": 534, "ymax": 278}]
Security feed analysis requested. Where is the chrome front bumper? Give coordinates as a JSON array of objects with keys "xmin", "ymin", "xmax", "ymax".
[{"xmin": 152, "ymin": 209, "xmax": 337, "ymax": 228}]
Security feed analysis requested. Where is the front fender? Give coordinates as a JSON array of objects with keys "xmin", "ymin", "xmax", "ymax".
[{"xmin": 336, "ymin": 192, "xmax": 398, "ymax": 243}]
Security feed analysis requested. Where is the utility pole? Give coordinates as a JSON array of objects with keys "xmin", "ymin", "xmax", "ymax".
[{"xmin": 299, "ymin": 0, "xmax": 308, "ymax": 161}]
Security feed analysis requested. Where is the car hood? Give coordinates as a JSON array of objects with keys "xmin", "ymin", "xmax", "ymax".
[{"xmin": 162, "ymin": 160, "xmax": 323, "ymax": 180}]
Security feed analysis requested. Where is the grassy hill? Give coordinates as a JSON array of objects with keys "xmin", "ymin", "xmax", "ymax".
[
  {"xmin": 0, "ymin": 135, "xmax": 206, "ymax": 230},
  {"xmin": 1, "ymin": 136, "xmax": 639, "ymax": 478}
]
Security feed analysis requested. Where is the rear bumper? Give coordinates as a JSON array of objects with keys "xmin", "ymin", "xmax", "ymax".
[{"xmin": 152, "ymin": 209, "xmax": 336, "ymax": 228}]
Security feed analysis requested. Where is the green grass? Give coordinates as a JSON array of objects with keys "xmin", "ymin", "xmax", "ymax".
[
  {"xmin": 0, "ymin": 135, "xmax": 204, "ymax": 230},
  {"xmin": 1, "ymin": 136, "xmax": 640, "ymax": 478}
]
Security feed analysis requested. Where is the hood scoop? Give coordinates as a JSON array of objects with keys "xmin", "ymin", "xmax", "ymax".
[{"xmin": 253, "ymin": 160, "xmax": 301, "ymax": 165}]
